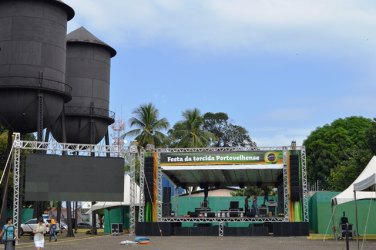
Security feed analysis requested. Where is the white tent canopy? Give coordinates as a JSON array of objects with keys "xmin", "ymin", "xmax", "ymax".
[
  {"xmin": 91, "ymin": 174, "xmax": 140, "ymax": 211},
  {"xmin": 354, "ymin": 173, "xmax": 376, "ymax": 191},
  {"xmin": 332, "ymin": 156, "xmax": 376, "ymax": 205}
]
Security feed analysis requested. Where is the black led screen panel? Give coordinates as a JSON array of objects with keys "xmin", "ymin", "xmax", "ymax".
[{"xmin": 25, "ymin": 154, "xmax": 124, "ymax": 201}]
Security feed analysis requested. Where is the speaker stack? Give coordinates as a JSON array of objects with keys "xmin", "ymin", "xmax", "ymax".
[
  {"xmin": 162, "ymin": 187, "xmax": 172, "ymax": 216},
  {"xmin": 272, "ymin": 222, "xmax": 309, "ymax": 236},
  {"xmin": 277, "ymin": 182, "xmax": 284, "ymax": 214},
  {"xmin": 144, "ymin": 157, "xmax": 155, "ymax": 203},
  {"xmin": 289, "ymin": 154, "xmax": 301, "ymax": 202}
]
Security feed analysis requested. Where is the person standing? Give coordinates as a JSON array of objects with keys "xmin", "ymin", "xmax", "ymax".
[
  {"xmin": 263, "ymin": 187, "xmax": 269, "ymax": 206},
  {"xmin": 48, "ymin": 216, "xmax": 57, "ymax": 242},
  {"xmin": 33, "ymin": 217, "xmax": 46, "ymax": 250},
  {"xmin": 252, "ymin": 195, "xmax": 258, "ymax": 216},
  {"xmin": 0, "ymin": 217, "xmax": 18, "ymax": 250},
  {"xmin": 244, "ymin": 195, "xmax": 250, "ymax": 215}
]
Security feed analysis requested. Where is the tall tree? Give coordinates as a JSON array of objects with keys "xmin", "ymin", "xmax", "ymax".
[
  {"xmin": 222, "ymin": 124, "xmax": 255, "ymax": 147},
  {"xmin": 169, "ymin": 108, "xmax": 215, "ymax": 148},
  {"xmin": 304, "ymin": 116, "xmax": 373, "ymax": 190},
  {"xmin": 367, "ymin": 118, "xmax": 376, "ymax": 155},
  {"xmin": 123, "ymin": 103, "xmax": 169, "ymax": 148},
  {"xmin": 203, "ymin": 112, "xmax": 228, "ymax": 146},
  {"xmin": 203, "ymin": 112, "xmax": 256, "ymax": 147}
]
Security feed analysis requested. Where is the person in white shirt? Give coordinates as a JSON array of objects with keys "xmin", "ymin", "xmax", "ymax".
[{"xmin": 33, "ymin": 217, "xmax": 46, "ymax": 250}]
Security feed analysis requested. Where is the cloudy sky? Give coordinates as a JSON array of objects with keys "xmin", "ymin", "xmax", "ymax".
[{"xmin": 63, "ymin": 0, "xmax": 376, "ymax": 146}]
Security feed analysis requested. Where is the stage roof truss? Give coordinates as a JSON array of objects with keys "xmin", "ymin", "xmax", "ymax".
[{"xmin": 162, "ymin": 168, "xmax": 284, "ymax": 187}]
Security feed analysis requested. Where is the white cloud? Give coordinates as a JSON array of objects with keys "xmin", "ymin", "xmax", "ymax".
[{"xmin": 63, "ymin": 0, "xmax": 376, "ymax": 54}]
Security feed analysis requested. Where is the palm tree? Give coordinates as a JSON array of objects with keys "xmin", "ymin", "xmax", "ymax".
[
  {"xmin": 169, "ymin": 108, "xmax": 216, "ymax": 148},
  {"xmin": 123, "ymin": 103, "xmax": 169, "ymax": 148}
]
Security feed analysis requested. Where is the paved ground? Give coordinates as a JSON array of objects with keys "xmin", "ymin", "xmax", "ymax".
[{"xmin": 14, "ymin": 233, "xmax": 376, "ymax": 250}]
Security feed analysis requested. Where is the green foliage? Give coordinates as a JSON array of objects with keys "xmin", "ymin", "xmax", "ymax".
[
  {"xmin": 367, "ymin": 118, "xmax": 376, "ymax": 155},
  {"xmin": 222, "ymin": 124, "xmax": 255, "ymax": 147},
  {"xmin": 328, "ymin": 164, "xmax": 359, "ymax": 191},
  {"xmin": 231, "ymin": 186, "xmax": 275, "ymax": 196},
  {"xmin": 203, "ymin": 112, "xmax": 256, "ymax": 147},
  {"xmin": 123, "ymin": 103, "xmax": 169, "ymax": 148},
  {"xmin": 304, "ymin": 116, "xmax": 373, "ymax": 190},
  {"xmin": 168, "ymin": 108, "xmax": 216, "ymax": 148},
  {"xmin": 203, "ymin": 112, "xmax": 228, "ymax": 146}
]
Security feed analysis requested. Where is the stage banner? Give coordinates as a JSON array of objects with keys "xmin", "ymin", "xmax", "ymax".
[{"xmin": 159, "ymin": 151, "xmax": 283, "ymax": 166}]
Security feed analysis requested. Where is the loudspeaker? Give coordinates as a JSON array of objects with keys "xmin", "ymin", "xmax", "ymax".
[
  {"xmin": 290, "ymin": 154, "xmax": 301, "ymax": 202},
  {"xmin": 163, "ymin": 187, "xmax": 171, "ymax": 203},
  {"xmin": 272, "ymin": 222, "xmax": 309, "ymax": 236},
  {"xmin": 144, "ymin": 157, "xmax": 155, "ymax": 203},
  {"xmin": 290, "ymin": 173, "xmax": 299, "ymax": 187},
  {"xmin": 281, "ymin": 223, "xmax": 292, "ymax": 236},
  {"xmin": 341, "ymin": 231, "xmax": 353, "ymax": 238},
  {"xmin": 224, "ymin": 227, "xmax": 251, "ymax": 236},
  {"xmin": 224, "ymin": 227, "xmax": 237, "ymax": 236},
  {"xmin": 251, "ymin": 224, "xmax": 269, "ymax": 236},
  {"xmin": 290, "ymin": 186, "xmax": 301, "ymax": 201},
  {"xmin": 144, "ymin": 156, "xmax": 154, "ymax": 165},
  {"xmin": 259, "ymin": 206, "xmax": 267, "ymax": 216},
  {"xmin": 299, "ymin": 222, "xmax": 309, "ymax": 236},
  {"xmin": 111, "ymin": 223, "xmax": 124, "ymax": 234},
  {"xmin": 206, "ymin": 212, "xmax": 215, "ymax": 218},
  {"xmin": 162, "ymin": 202, "xmax": 171, "ymax": 217},
  {"xmin": 136, "ymin": 222, "xmax": 177, "ymax": 236},
  {"xmin": 291, "ymin": 223, "xmax": 301, "ymax": 235},
  {"xmin": 230, "ymin": 201, "xmax": 239, "ymax": 209},
  {"xmin": 144, "ymin": 157, "xmax": 154, "ymax": 172},
  {"xmin": 229, "ymin": 211, "xmax": 239, "ymax": 217},
  {"xmin": 272, "ymin": 223, "xmax": 283, "ymax": 236},
  {"xmin": 341, "ymin": 224, "xmax": 353, "ymax": 230},
  {"xmin": 174, "ymin": 227, "xmax": 190, "ymax": 236},
  {"xmin": 144, "ymin": 172, "xmax": 154, "ymax": 179},
  {"xmin": 144, "ymin": 180, "xmax": 154, "ymax": 203},
  {"xmin": 191, "ymin": 226, "xmax": 218, "ymax": 236},
  {"xmin": 277, "ymin": 183, "xmax": 284, "ymax": 214},
  {"xmin": 264, "ymin": 222, "xmax": 273, "ymax": 233}
]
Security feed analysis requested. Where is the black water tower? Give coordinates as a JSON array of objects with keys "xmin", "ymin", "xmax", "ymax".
[
  {"xmin": 51, "ymin": 27, "xmax": 116, "ymax": 144},
  {"xmin": 0, "ymin": 0, "xmax": 74, "ymax": 133}
]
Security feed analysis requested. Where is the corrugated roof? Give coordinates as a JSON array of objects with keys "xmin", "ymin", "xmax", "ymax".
[{"xmin": 67, "ymin": 27, "xmax": 117, "ymax": 57}]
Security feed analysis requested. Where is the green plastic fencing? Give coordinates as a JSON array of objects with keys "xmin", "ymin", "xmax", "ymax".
[
  {"xmin": 3, "ymin": 208, "xmax": 33, "ymax": 224},
  {"xmin": 309, "ymin": 191, "xmax": 376, "ymax": 234}
]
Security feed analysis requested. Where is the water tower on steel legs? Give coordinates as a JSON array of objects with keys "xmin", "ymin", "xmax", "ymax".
[
  {"xmin": 51, "ymin": 27, "xmax": 117, "ymax": 234},
  {"xmin": 0, "ymin": 0, "xmax": 74, "ymax": 224},
  {"xmin": 51, "ymin": 27, "xmax": 117, "ymax": 145}
]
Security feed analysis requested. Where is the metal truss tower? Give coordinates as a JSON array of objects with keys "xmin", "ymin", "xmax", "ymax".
[
  {"xmin": 111, "ymin": 120, "xmax": 125, "ymax": 158},
  {"xmin": 11, "ymin": 133, "xmax": 124, "ymax": 231}
]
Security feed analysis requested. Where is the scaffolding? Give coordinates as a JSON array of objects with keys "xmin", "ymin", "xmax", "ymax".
[
  {"xmin": 11, "ymin": 133, "xmax": 126, "ymax": 231},
  {"xmin": 135, "ymin": 146, "xmax": 308, "ymax": 225}
]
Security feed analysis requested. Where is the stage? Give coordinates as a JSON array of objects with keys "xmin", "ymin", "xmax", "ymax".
[
  {"xmin": 136, "ymin": 222, "xmax": 309, "ymax": 237},
  {"xmin": 134, "ymin": 146, "xmax": 309, "ymax": 236}
]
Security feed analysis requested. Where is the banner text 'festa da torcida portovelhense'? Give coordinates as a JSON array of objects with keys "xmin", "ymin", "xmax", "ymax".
[{"xmin": 159, "ymin": 151, "xmax": 283, "ymax": 167}]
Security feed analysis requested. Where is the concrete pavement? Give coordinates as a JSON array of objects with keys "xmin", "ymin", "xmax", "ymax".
[{"xmin": 15, "ymin": 234, "xmax": 376, "ymax": 250}]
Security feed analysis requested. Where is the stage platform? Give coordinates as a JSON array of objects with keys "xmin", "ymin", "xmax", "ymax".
[{"xmin": 136, "ymin": 222, "xmax": 309, "ymax": 237}]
